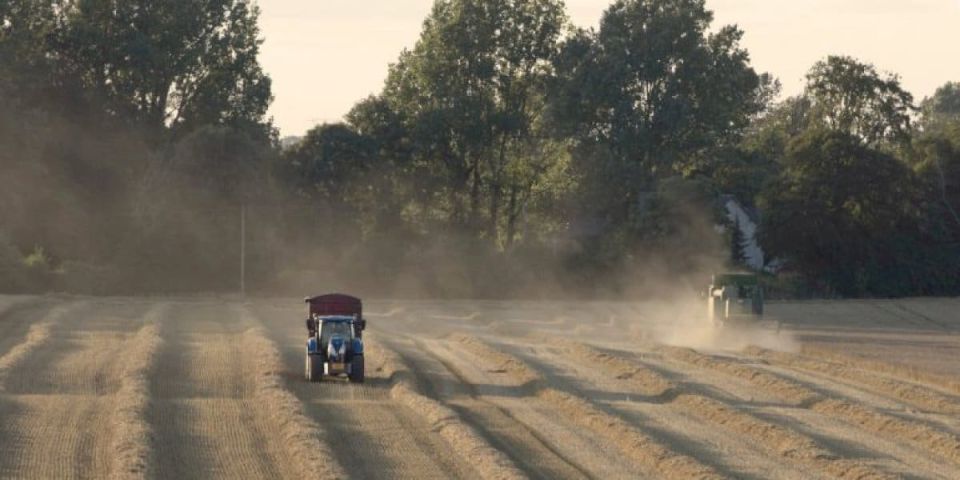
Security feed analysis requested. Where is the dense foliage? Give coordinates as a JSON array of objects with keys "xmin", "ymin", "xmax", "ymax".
[{"xmin": 1, "ymin": 0, "xmax": 958, "ymax": 298}]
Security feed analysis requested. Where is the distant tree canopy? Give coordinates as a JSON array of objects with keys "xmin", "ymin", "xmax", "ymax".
[
  {"xmin": 547, "ymin": 0, "xmax": 772, "ymax": 243},
  {"xmin": 370, "ymin": 0, "xmax": 570, "ymax": 246},
  {"xmin": 0, "ymin": 0, "xmax": 276, "ymax": 293},
  {"xmin": 919, "ymin": 82, "xmax": 960, "ymax": 135},
  {"xmin": 758, "ymin": 130, "xmax": 922, "ymax": 295},
  {"xmin": 805, "ymin": 56, "xmax": 915, "ymax": 147},
  {"xmin": 2, "ymin": 0, "xmax": 960, "ymax": 298},
  {"xmin": 2, "ymin": 0, "xmax": 272, "ymax": 135},
  {"xmin": 551, "ymin": 0, "xmax": 769, "ymax": 166},
  {"xmin": 750, "ymin": 59, "xmax": 960, "ymax": 296},
  {"xmin": 281, "ymin": 124, "xmax": 377, "ymax": 207},
  {"xmin": 913, "ymin": 85, "xmax": 960, "ymax": 242}
]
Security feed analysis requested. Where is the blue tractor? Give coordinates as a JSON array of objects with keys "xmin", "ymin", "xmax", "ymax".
[{"xmin": 304, "ymin": 294, "xmax": 366, "ymax": 383}]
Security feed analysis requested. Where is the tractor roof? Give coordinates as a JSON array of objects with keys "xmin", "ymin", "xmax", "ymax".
[
  {"xmin": 316, "ymin": 315, "xmax": 356, "ymax": 323},
  {"xmin": 305, "ymin": 293, "xmax": 362, "ymax": 318},
  {"xmin": 713, "ymin": 273, "xmax": 759, "ymax": 286}
]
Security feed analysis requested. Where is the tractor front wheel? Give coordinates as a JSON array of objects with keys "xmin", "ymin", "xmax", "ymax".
[
  {"xmin": 306, "ymin": 353, "xmax": 322, "ymax": 382},
  {"xmin": 349, "ymin": 355, "xmax": 364, "ymax": 383}
]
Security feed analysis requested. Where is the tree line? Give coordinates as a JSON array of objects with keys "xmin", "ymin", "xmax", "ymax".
[{"xmin": 1, "ymin": 0, "xmax": 958, "ymax": 298}]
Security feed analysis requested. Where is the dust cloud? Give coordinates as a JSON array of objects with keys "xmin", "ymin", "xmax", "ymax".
[
  {"xmin": 615, "ymin": 282, "xmax": 799, "ymax": 353},
  {"xmin": 2, "ymin": 101, "xmax": 758, "ymax": 304},
  {"xmin": 655, "ymin": 318, "xmax": 799, "ymax": 353}
]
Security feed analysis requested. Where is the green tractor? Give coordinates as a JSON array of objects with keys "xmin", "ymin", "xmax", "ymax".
[{"xmin": 706, "ymin": 273, "xmax": 778, "ymax": 331}]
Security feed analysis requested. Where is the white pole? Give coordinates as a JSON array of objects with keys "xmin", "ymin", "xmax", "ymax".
[{"xmin": 240, "ymin": 204, "xmax": 246, "ymax": 296}]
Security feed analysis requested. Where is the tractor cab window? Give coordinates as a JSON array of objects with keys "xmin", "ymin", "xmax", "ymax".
[
  {"xmin": 320, "ymin": 321, "xmax": 353, "ymax": 346},
  {"xmin": 734, "ymin": 284, "xmax": 755, "ymax": 299}
]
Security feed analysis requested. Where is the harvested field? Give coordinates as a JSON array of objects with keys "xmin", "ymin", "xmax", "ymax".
[{"xmin": 0, "ymin": 295, "xmax": 958, "ymax": 479}]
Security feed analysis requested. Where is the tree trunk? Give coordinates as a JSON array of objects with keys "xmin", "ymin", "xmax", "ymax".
[
  {"xmin": 487, "ymin": 132, "xmax": 511, "ymax": 242},
  {"xmin": 505, "ymin": 186, "xmax": 519, "ymax": 250},
  {"xmin": 469, "ymin": 153, "xmax": 482, "ymax": 230},
  {"xmin": 489, "ymin": 182, "xmax": 501, "ymax": 242}
]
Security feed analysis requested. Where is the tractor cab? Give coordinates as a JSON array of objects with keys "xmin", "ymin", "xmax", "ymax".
[{"xmin": 319, "ymin": 317, "xmax": 355, "ymax": 347}]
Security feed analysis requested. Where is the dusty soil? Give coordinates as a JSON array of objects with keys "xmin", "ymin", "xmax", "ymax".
[{"xmin": 0, "ymin": 295, "xmax": 958, "ymax": 479}]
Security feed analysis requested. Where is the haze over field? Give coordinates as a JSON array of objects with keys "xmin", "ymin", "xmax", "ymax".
[
  {"xmin": 258, "ymin": 0, "xmax": 960, "ymax": 136},
  {"xmin": 1, "ymin": 295, "xmax": 959, "ymax": 478},
  {"xmin": 4, "ymin": 0, "xmax": 960, "ymax": 298},
  {"xmin": 3, "ymin": 1, "xmax": 960, "ymax": 477}
]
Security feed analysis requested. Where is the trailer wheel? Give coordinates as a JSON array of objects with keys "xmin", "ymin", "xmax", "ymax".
[
  {"xmin": 306, "ymin": 353, "xmax": 322, "ymax": 382},
  {"xmin": 349, "ymin": 355, "xmax": 364, "ymax": 383}
]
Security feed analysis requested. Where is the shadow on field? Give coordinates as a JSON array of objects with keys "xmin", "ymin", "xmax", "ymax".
[
  {"xmin": 0, "ymin": 395, "xmax": 26, "ymax": 454},
  {"xmin": 2, "ymin": 335, "xmax": 84, "ymax": 395},
  {"xmin": 0, "ymin": 300, "xmax": 53, "ymax": 357}
]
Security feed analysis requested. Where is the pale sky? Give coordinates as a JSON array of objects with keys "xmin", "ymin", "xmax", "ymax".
[{"xmin": 257, "ymin": 0, "xmax": 960, "ymax": 138}]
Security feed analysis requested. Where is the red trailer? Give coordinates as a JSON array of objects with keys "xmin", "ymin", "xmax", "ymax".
[
  {"xmin": 305, "ymin": 294, "xmax": 366, "ymax": 336},
  {"xmin": 306, "ymin": 293, "xmax": 361, "ymax": 316}
]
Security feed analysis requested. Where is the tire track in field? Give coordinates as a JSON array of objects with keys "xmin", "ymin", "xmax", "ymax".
[
  {"xmin": 251, "ymin": 303, "xmax": 479, "ymax": 480},
  {"xmin": 2, "ymin": 301, "xmax": 146, "ymax": 396},
  {"xmin": 236, "ymin": 309, "xmax": 346, "ymax": 480},
  {"xmin": 389, "ymin": 334, "xmax": 598, "ymax": 480},
  {"xmin": 507, "ymin": 343, "xmax": 810, "ymax": 480},
  {"xmin": 423, "ymin": 337, "xmax": 647, "ymax": 479},
  {"xmin": 148, "ymin": 301, "xmax": 300, "ymax": 480},
  {"xmin": 658, "ymin": 345, "xmax": 960, "ymax": 468},
  {"xmin": 0, "ymin": 297, "xmax": 49, "ymax": 357},
  {"xmin": 0, "ymin": 300, "xmax": 152, "ymax": 479},
  {"xmin": 745, "ymin": 347, "xmax": 960, "ymax": 415},
  {"xmin": 0, "ymin": 301, "xmax": 77, "ymax": 387},
  {"xmin": 578, "ymin": 343, "xmax": 954, "ymax": 478},
  {"xmin": 797, "ymin": 345, "xmax": 960, "ymax": 398},
  {"xmin": 0, "ymin": 295, "xmax": 25, "ymax": 313},
  {"xmin": 451, "ymin": 334, "xmax": 725, "ymax": 480},
  {"xmin": 107, "ymin": 304, "xmax": 167, "ymax": 480},
  {"xmin": 366, "ymin": 334, "xmax": 527, "ymax": 480},
  {"xmin": 548, "ymin": 339, "xmax": 894, "ymax": 480}
]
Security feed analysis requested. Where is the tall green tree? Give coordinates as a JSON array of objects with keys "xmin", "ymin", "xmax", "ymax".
[
  {"xmin": 549, "ymin": 0, "xmax": 769, "ymax": 228},
  {"xmin": 380, "ymin": 0, "xmax": 568, "ymax": 244},
  {"xmin": 0, "ymin": 0, "xmax": 58, "ymax": 104},
  {"xmin": 922, "ymin": 83, "xmax": 960, "ymax": 115},
  {"xmin": 52, "ymin": 0, "xmax": 272, "ymax": 133},
  {"xmin": 281, "ymin": 123, "xmax": 376, "ymax": 207},
  {"xmin": 914, "ymin": 82, "xmax": 960, "ymax": 229},
  {"xmin": 1, "ymin": 0, "xmax": 278, "ymax": 293},
  {"xmin": 919, "ymin": 82, "xmax": 960, "ymax": 136},
  {"xmin": 805, "ymin": 56, "xmax": 915, "ymax": 147},
  {"xmin": 914, "ymin": 137, "xmax": 960, "ymax": 227},
  {"xmin": 552, "ymin": 0, "xmax": 770, "ymax": 166},
  {"xmin": 758, "ymin": 129, "xmax": 921, "ymax": 295}
]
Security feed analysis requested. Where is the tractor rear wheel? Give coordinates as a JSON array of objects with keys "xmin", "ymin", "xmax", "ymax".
[
  {"xmin": 306, "ymin": 353, "xmax": 322, "ymax": 382},
  {"xmin": 349, "ymin": 355, "xmax": 364, "ymax": 383}
]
